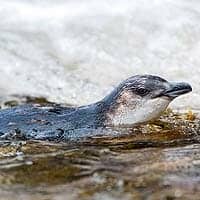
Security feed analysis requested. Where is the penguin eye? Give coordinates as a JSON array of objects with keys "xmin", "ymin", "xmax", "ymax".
[{"xmin": 136, "ymin": 88, "xmax": 149, "ymax": 96}]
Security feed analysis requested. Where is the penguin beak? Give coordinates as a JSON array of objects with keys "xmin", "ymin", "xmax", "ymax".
[{"xmin": 164, "ymin": 82, "xmax": 192, "ymax": 99}]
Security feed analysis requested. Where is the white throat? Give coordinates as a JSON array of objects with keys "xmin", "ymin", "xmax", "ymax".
[{"xmin": 106, "ymin": 96, "xmax": 171, "ymax": 127}]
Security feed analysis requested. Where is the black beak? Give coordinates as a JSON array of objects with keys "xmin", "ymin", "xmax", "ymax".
[{"xmin": 164, "ymin": 82, "xmax": 192, "ymax": 99}]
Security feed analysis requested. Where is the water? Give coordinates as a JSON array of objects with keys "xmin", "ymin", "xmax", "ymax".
[
  {"xmin": 0, "ymin": 0, "xmax": 200, "ymax": 109},
  {"xmin": 0, "ymin": 111, "xmax": 199, "ymax": 200},
  {"xmin": 0, "ymin": 0, "xmax": 200, "ymax": 199},
  {"xmin": 0, "ymin": 98, "xmax": 199, "ymax": 199}
]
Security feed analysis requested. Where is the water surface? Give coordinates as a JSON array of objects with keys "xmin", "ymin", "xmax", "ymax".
[{"xmin": 0, "ymin": 97, "xmax": 199, "ymax": 200}]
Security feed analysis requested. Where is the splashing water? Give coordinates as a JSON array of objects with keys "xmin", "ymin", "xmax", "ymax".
[{"xmin": 0, "ymin": 0, "xmax": 199, "ymax": 110}]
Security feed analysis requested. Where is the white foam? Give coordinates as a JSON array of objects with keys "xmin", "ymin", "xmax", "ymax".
[{"xmin": 0, "ymin": 0, "xmax": 199, "ymax": 109}]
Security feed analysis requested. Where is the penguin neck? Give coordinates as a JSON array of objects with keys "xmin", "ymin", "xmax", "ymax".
[
  {"xmin": 102, "ymin": 89, "xmax": 171, "ymax": 127},
  {"xmin": 102, "ymin": 88, "xmax": 140, "ymax": 127}
]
